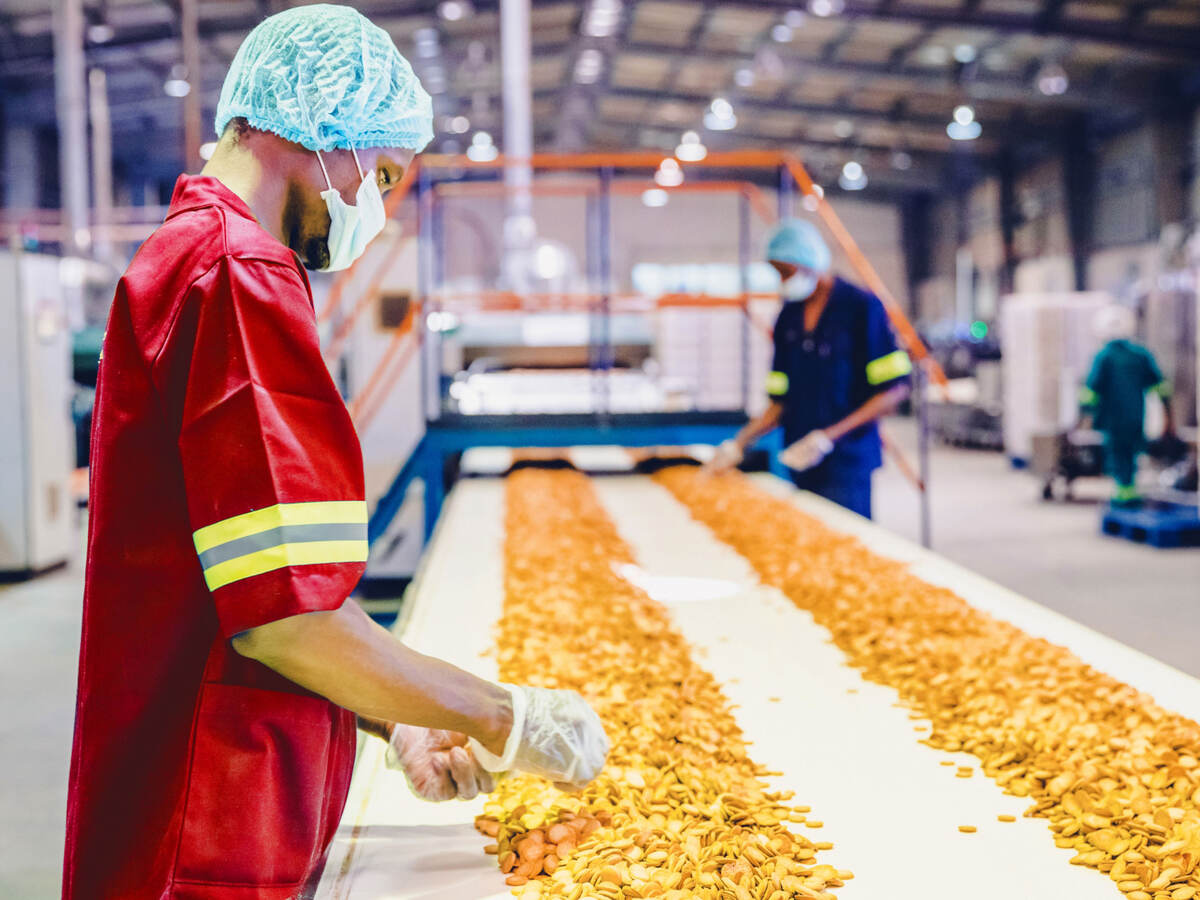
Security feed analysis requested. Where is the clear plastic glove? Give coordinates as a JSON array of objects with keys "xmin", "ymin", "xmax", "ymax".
[
  {"xmin": 780, "ymin": 429, "xmax": 834, "ymax": 472},
  {"xmin": 467, "ymin": 683, "xmax": 609, "ymax": 790},
  {"xmin": 704, "ymin": 439, "xmax": 744, "ymax": 474},
  {"xmin": 386, "ymin": 724, "xmax": 496, "ymax": 802}
]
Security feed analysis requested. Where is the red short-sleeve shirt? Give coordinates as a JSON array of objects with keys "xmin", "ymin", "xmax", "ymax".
[{"xmin": 63, "ymin": 175, "xmax": 365, "ymax": 899}]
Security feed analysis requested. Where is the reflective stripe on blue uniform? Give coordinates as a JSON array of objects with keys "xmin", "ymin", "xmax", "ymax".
[{"xmin": 768, "ymin": 277, "xmax": 911, "ymax": 518}]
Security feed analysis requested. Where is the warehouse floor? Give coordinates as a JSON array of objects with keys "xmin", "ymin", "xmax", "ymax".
[{"xmin": 1, "ymin": 426, "xmax": 1198, "ymax": 897}]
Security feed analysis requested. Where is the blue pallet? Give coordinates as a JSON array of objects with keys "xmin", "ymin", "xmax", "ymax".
[{"xmin": 1101, "ymin": 503, "xmax": 1200, "ymax": 549}]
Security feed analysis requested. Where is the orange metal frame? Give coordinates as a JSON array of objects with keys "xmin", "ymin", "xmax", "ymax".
[{"xmin": 332, "ymin": 149, "xmax": 946, "ymax": 430}]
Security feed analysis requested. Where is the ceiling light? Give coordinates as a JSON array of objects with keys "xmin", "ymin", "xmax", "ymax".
[
  {"xmin": 735, "ymin": 67, "xmax": 756, "ymax": 88},
  {"xmin": 87, "ymin": 23, "xmax": 114, "ymax": 43},
  {"xmin": 833, "ymin": 119, "xmax": 854, "ymax": 139},
  {"xmin": 655, "ymin": 158, "xmax": 684, "ymax": 187},
  {"xmin": 890, "ymin": 150, "xmax": 913, "ymax": 171},
  {"xmin": 953, "ymin": 104, "xmax": 975, "ymax": 126},
  {"xmin": 947, "ymin": 119, "xmax": 982, "ymax": 141},
  {"xmin": 808, "ymin": 0, "xmax": 844, "ymax": 17},
  {"xmin": 953, "ymin": 43, "xmax": 977, "ymax": 64},
  {"xmin": 784, "ymin": 9, "xmax": 807, "ymax": 27},
  {"xmin": 198, "ymin": 142, "xmax": 217, "ymax": 161},
  {"xmin": 583, "ymin": 0, "xmax": 623, "ymax": 38},
  {"xmin": 449, "ymin": 115, "xmax": 471, "ymax": 134},
  {"xmin": 675, "ymin": 130, "xmax": 708, "ymax": 162},
  {"xmin": 838, "ymin": 161, "xmax": 867, "ymax": 191},
  {"xmin": 772, "ymin": 24, "xmax": 793, "ymax": 42},
  {"xmin": 575, "ymin": 48, "xmax": 605, "ymax": 84},
  {"xmin": 414, "ymin": 27, "xmax": 440, "ymax": 58},
  {"xmin": 642, "ymin": 188, "xmax": 669, "ymax": 208},
  {"xmin": 164, "ymin": 78, "xmax": 190, "ymax": 98},
  {"xmin": 1037, "ymin": 62, "xmax": 1069, "ymax": 96},
  {"xmin": 438, "ymin": 0, "xmax": 471, "ymax": 21},
  {"xmin": 467, "ymin": 131, "xmax": 499, "ymax": 161},
  {"xmin": 704, "ymin": 97, "xmax": 737, "ymax": 131}
]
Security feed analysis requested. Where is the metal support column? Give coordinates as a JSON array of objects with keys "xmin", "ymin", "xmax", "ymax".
[
  {"xmin": 88, "ymin": 68, "xmax": 114, "ymax": 264},
  {"xmin": 500, "ymin": 0, "xmax": 534, "ymax": 291},
  {"xmin": 738, "ymin": 190, "xmax": 752, "ymax": 412},
  {"xmin": 916, "ymin": 364, "xmax": 932, "ymax": 548},
  {"xmin": 52, "ymin": 0, "xmax": 89, "ymax": 256},
  {"xmin": 778, "ymin": 163, "xmax": 794, "ymax": 221},
  {"xmin": 998, "ymin": 149, "xmax": 1019, "ymax": 297},
  {"xmin": 180, "ymin": 0, "xmax": 202, "ymax": 171},
  {"xmin": 595, "ymin": 166, "xmax": 613, "ymax": 419},
  {"xmin": 1063, "ymin": 115, "xmax": 1095, "ymax": 292}
]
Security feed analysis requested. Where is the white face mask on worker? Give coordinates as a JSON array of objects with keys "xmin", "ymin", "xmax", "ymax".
[
  {"xmin": 782, "ymin": 272, "xmax": 819, "ymax": 301},
  {"xmin": 314, "ymin": 147, "xmax": 386, "ymax": 272}
]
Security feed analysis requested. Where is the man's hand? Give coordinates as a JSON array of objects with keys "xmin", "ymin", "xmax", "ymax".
[
  {"xmin": 703, "ymin": 439, "xmax": 744, "ymax": 475},
  {"xmin": 780, "ymin": 430, "xmax": 834, "ymax": 472},
  {"xmin": 386, "ymin": 724, "xmax": 496, "ymax": 802}
]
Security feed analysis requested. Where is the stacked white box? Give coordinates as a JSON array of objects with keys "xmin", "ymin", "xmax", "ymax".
[{"xmin": 1000, "ymin": 291, "xmax": 1113, "ymax": 462}]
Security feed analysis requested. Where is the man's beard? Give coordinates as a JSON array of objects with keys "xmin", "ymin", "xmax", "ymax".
[{"xmin": 282, "ymin": 178, "xmax": 330, "ymax": 271}]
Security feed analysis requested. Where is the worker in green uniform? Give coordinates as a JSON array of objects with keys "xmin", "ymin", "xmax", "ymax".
[{"xmin": 1081, "ymin": 305, "xmax": 1174, "ymax": 506}]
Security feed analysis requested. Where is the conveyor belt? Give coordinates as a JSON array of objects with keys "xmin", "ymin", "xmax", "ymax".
[{"xmin": 315, "ymin": 474, "xmax": 1200, "ymax": 900}]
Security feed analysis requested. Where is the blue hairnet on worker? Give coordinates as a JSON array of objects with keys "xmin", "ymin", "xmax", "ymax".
[
  {"xmin": 64, "ymin": 6, "xmax": 609, "ymax": 897},
  {"xmin": 707, "ymin": 217, "xmax": 913, "ymax": 519}
]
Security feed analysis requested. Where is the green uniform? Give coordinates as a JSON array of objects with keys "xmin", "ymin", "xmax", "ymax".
[{"xmin": 1081, "ymin": 338, "xmax": 1169, "ymax": 503}]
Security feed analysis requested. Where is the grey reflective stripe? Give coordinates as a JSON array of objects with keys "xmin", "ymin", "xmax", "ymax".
[{"xmin": 197, "ymin": 522, "xmax": 368, "ymax": 570}]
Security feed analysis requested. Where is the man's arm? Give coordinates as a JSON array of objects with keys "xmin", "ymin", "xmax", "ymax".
[
  {"xmin": 232, "ymin": 599, "xmax": 513, "ymax": 755},
  {"xmin": 823, "ymin": 382, "xmax": 911, "ymax": 442},
  {"xmin": 732, "ymin": 400, "xmax": 785, "ymax": 451}
]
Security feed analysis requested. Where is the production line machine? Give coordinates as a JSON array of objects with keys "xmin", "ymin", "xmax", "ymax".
[{"xmin": 312, "ymin": 469, "xmax": 1200, "ymax": 900}]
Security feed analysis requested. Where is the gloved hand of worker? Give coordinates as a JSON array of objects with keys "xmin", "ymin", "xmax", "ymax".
[
  {"xmin": 467, "ymin": 683, "xmax": 609, "ymax": 790},
  {"xmin": 704, "ymin": 439, "xmax": 744, "ymax": 474},
  {"xmin": 780, "ymin": 430, "xmax": 834, "ymax": 472},
  {"xmin": 386, "ymin": 724, "xmax": 496, "ymax": 802}
]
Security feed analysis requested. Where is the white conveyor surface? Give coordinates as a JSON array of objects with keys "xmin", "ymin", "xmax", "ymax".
[{"xmin": 316, "ymin": 475, "xmax": 1200, "ymax": 900}]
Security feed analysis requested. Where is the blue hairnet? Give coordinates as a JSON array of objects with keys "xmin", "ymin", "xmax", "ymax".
[
  {"xmin": 215, "ymin": 4, "xmax": 433, "ymax": 152},
  {"xmin": 766, "ymin": 219, "xmax": 832, "ymax": 273}
]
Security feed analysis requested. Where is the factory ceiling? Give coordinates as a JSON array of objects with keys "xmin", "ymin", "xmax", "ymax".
[{"xmin": 1, "ymin": 0, "xmax": 1199, "ymax": 198}]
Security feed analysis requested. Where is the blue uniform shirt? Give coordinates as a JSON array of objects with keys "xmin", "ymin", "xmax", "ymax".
[{"xmin": 768, "ymin": 277, "xmax": 912, "ymax": 473}]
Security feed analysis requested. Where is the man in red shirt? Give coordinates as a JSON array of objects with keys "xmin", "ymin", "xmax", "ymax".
[{"xmin": 63, "ymin": 7, "xmax": 608, "ymax": 898}]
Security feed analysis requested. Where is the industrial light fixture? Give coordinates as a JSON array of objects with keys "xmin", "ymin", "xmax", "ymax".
[
  {"xmin": 808, "ymin": 0, "xmax": 844, "ymax": 17},
  {"xmin": 890, "ymin": 150, "xmax": 913, "ymax": 171},
  {"xmin": 704, "ymin": 98, "xmax": 737, "ymax": 131},
  {"xmin": 1036, "ymin": 62, "xmax": 1069, "ymax": 96},
  {"xmin": 920, "ymin": 45, "xmax": 951, "ymax": 66},
  {"xmin": 449, "ymin": 115, "xmax": 471, "ymax": 134},
  {"xmin": 87, "ymin": 23, "xmax": 114, "ymax": 43},
  {"xmin": 947, "ymin": 104, "xmax": 981, "ymax": 141},
  {"xmin": 198, "ymin": 142, "xmax": 217, "ymax": 161},
  {"xmin": 953, "ymin": 43, "xmax": 977, "ymax": 64},
  {"xmin": 784, "ymin": 9, "xmax": 807, "ymax": 27},
  {"xmin": 801, "ymin": 183, "xmax": 824, "ymax": 211},
  {"xmin": 163, "ymin": 80, "xmax": 190, "ymax": 97},
  {"xmin": 735, "ymin": 67, "xmax": 756, "ymax": 88},
  {"xmin": 838, "ymin": 160, "xmax": 867, "ymax": 191},
  {"xmin": 438, "ymin": 0, "xmax": 472, "ymax": 21},
  {"xmin": 574, "ymin": 48, "xmax": 605, "ymax": 84},
  {"xmin": 675, "ymin": 130, "xmax": 708, "ymax": 162},
  {"xmin": 466, "ymin": 131, "xmax": 498, "ymax": 162},
  {"xmin": 833, "ymin": 119, "xmax": 854, "ymax": 139},
  {"xmin": 771, "ymin": 23, "xmax": 793, "ymax": 42},
  {"xmin": 641, "ymin": 188, "xmax": 669, "ymax": 208},
  {"xmin": 655, "ymin": 158, "xmax": 684, "ymax": 188},
  {"xmin": 583, "ymin": 0, "xmax": 623, "ymax": 38}
]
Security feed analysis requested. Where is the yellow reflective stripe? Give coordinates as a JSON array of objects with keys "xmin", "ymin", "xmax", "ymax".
[
  {"xmin": 193, "ymin": 500, "xmax": 367, "ymax": 553},
  {"xmin": 765, "ymin": 371, "xmax": 789, "ymax": 396},
  {"xmin": 202, "ymin": 540, "xmax": 369, "ymax": 591},
  {"xmin": 1152, "ymin": 380, "xmax": 1171, "ymax": 397},
  {"xmin": 866, "ymin": 350, "xmax": 912, "ymax": 385},
  {"xmin": 1080, "ymin": 386, "xmax": 1098, "ymax": 405}
]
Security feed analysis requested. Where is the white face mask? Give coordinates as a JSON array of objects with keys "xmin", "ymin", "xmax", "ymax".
[
  {"xmin": 314, "ymin": 147, "xmax": 386, "ymax": 272},
  {"xmin": 782, "ymin": 272, "xmax": 819, "ymax": 301}
]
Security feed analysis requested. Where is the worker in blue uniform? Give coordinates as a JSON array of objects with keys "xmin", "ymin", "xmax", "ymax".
[
  {"xmin": 707, "ymin": 219, "xmax": 912, "ymax": 519},
  {"xmin": 1081, "ymin": 305, "xmax": 1174, "ymax": 506}
]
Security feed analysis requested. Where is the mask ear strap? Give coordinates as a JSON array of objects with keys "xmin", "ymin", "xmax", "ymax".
[
  {"xmin": 350, "ymin": 146, "xmax": 366, "ymax": 181},
  {"xmin": 315, "ymin": 149, "xmax": 333, "ymax": 191}
]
